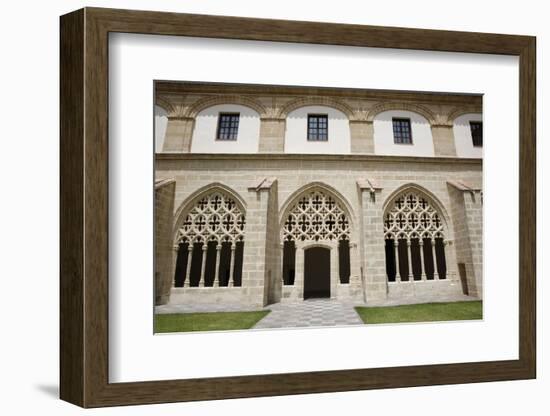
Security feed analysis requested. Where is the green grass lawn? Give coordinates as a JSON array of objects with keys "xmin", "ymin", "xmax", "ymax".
[
  {"xmin": 155, "ymin": 310, "xmax": 270, "ymax": 333},
  {"xmin": 355, "ymin": 301, "xmax": 482, "ymax": 324}
]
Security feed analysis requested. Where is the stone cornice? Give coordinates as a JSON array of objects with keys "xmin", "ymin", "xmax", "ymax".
[
  {"xmin": 155, "ymin": 81, "xmax": 482, "ymax": 107},
  {"xmin": 156, "ymin": 152, "xmax": 482, "ymax": 166}
]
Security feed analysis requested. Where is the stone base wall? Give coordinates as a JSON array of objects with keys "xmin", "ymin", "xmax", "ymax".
[
  {"xmin": 387, "ymin": 279, "xmax": 462, "ymax": 300},
  {"xmin": 170, "ymin": 287, "xmax": 263, "ymax": 308}
]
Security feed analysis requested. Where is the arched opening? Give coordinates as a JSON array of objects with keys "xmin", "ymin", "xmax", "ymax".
[
  {"xmin": 304, "ymin": 247, "xmax": 331, "ymax": 299},
  {"xmin": 281, "ymin": 187, "xmax": 352, "ymax": 293},
  {"xmin": 383, "ymin": 190, "xmax": 448, "ymax": 282},
  {"xmin": 173, "ymin": 189, "xmax": 246, "ymax": 287}
]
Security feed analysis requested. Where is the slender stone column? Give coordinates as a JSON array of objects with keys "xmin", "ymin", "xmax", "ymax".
[
  {"xmin": 280, "ymin": 243, "xmax": 285, "ymax": 284},
  {"xmin": 419, "ymin": 240, "xmax": 426, "ymax": 280},
  {"xmin": 431, "ymin": 238, "xmax": 439, "ymax": 279},
  {"xmin": 334, "ymin": 241, "xmax": 340, "ymax": 284},
  {"xmin": 407, "ymin": 239, "xmax": 414, "ymax": 281},
  {"xmin": 184, "ymin": 244, "xmax": 193, "ymax": 287},
  {"xmin": 443, "ymin": 240, "xmax": 449, "ymax": 280},
  {"xmin": 228, "ymin": 243, "xmax": 236, "ymax": 287},
  {"xmin": 294, "ymin": 242, "xmax": 304, "ymax": 299},
  {"xmin": 444, "ymin": 239, "xmax": 458, "ymax": 280},
  {"xmin": 213, "ymin": 244, "xmax": 222, "ymax": 287},
  {"xmin": 394, "ymin": 239, "xmax": 400, "ymax": 282},
  {"xmin": 199, "ymin": 243, "xmax": 207, "ymax": 287},
  {"xmin": 330, "ymin": 241, "xmax": 340, "ymax": 298},
  {"xmin": 172, "ymin": 245, "xmax": 180, "ymax": 287}
]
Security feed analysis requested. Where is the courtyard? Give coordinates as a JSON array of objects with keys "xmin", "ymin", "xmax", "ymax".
[{"xmin": 155, "ymin": 297, "xmax": 482, "ymax": 333}]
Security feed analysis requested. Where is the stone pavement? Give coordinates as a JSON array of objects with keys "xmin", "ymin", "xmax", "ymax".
[{"xmin": 253, "ymin": 299, "xmax": 363, "ymax": 329}]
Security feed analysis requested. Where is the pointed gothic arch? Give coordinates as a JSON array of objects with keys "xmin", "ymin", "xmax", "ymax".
[
  {"xmin": 382, "ymin": 184, "xmax": 449, "ymax": 283},
  {"xmin": 172, "ymin": 184, "xmax": 247, "ymax": 288},
  {"xmin": 279, "ymin": 183, "xmax": 355, "ymax": 289},
  {"xmin": 279, "ymin": 182, "xmax": 356, "ymax": 231}
]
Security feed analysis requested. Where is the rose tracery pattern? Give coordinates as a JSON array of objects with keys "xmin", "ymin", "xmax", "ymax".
[
  {"xmin": 176, "ymin": 191, "xmax": 245, "ymax": 244},
  {"xmin": 283, "ymin": 190, "xmax": 350, "ymax": 242},
  {"xmin": 384, "ymin": 192, "xmax": 444, "ymax": 240}
]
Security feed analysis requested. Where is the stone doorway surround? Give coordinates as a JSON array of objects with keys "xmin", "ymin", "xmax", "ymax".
[{"xmin": 283, "ymin": 240, "xmax": 341, "ymax": 301}]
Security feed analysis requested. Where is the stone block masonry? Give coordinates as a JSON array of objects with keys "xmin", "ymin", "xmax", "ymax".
[
  {"xmin": 156, "ymin": 154, "xmax": 482, "ymax": 307},
  {"xmin": 154, "ymin": 179, "xmax": 176, "ymax": 305}
]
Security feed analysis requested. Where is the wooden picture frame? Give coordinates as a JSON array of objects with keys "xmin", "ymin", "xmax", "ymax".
[{"xmin": 60, "ymin": 7, "xmax": 536, "ymax": 408}]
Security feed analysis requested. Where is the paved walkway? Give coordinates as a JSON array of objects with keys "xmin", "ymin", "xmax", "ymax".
[{"xmin": 253, "ymin": 299, "xmax": 363, "ymax": 329}]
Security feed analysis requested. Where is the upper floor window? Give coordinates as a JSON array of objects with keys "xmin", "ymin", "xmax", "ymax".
[
  {"xmin": 307, "ymin": 114, "xmax": 328, "ymax": 141},
  {"xmin": 216, "ymin": 113, "xmax": 240, "ymax": 140},
  {"xmin": 469, "ymin": 121, "xmax": 483, "ymax": 147},
  {"xmin": 392, "ymin": 118, "xmax": 412, "ymax": 144}
]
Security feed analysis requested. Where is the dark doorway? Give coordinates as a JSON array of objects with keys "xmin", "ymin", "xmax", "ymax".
[{"xmin": 304, "ymin": 247, "xmax": 331, "ymax": 299}]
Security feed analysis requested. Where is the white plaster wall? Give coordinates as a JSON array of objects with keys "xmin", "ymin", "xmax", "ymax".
[
  {"xmin": 191, "ymin": 104, "xmax": 261, "ymax": 153},
  {"xmin": 373, "ymin": 110, "xmax": 434, "ymax": 157},
  {"xmin": 453, "ymin": 113, "xmax": 483, "ymax": 158},
  {"xmin": 284, "ymin": 106, "xmax": 351, "ymax": 154},
  {"xmin": 154, "ymin": 105, "xmax": 168, "ymax": 153}
]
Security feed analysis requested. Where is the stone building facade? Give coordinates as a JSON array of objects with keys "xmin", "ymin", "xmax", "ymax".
[{"xmin": 154, "ymin": 82, "xmax": 483, "ymax": 308}]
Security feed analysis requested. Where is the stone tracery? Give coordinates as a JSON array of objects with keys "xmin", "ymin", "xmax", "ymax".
[
  {"xmin": 174, "ymin": 190, "xmax": 245, "ymax": 288},
  {"xmin": 282, "ymin": 189, "xmax": 350, "ymax": 242},
  {"xmin": 176, "ymin": 191, "xmax": 245, "ymax": 245},
  {"xmin": 384, "ymin": 192, "xmax": 444, "ymax": 241}
]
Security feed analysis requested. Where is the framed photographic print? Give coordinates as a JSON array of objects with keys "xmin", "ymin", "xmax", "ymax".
[{"xmin": 60, "ymin": 7, "xmax": 536, "ymax": 408}]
